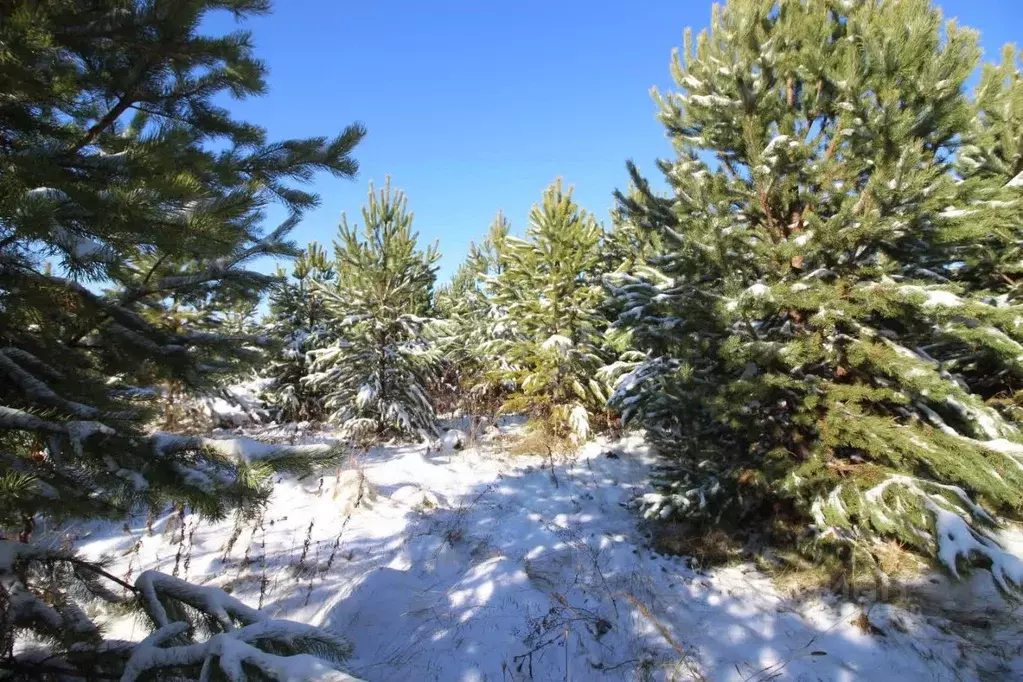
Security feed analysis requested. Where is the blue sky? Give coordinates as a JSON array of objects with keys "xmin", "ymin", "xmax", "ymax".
[{"xmin": 208, "ymin": 0, "xmax": 1023, "ymax": 282}]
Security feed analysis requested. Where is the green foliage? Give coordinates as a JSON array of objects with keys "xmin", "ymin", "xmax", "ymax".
[
  {"xmin": 263, "ymin": 242, "xmax": 338, "ymax": 421},
  {"xmin": 306, "ymin": 179, "xmax": 442, "ymax": 440},
  {"xmin": 607, "ymin": 0, "xmax": 1023, "ymax": 586},
  {"xmin": 488, "ymin": 180, "xmax": 613, "ymax": 440},
  {"xmin": 0, "ymin": 0, "xmax": 363, "ymax": 677},
  {"xmin": 943, "ymin": 44, "xmax": 1023, "ymax": 409},
  {"xmin": 434, "ymin": 212, "xmax": 511, "ymax": 416}
]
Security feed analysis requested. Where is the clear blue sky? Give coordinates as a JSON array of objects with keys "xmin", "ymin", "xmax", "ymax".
[{"xmin": 207, "ymin": 0, "xmax": 1023, "ymax": 282}]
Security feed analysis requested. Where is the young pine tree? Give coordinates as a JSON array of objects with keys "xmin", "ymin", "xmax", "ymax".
[
  {"xmin": 307, "ymin": 180, "xmax": 442, "ymax": 440},
  {"xmin": 263, "ymin": 242, "xmax": 338, "ymax": 422},
  {"xmin": 0, "ymin": 1, "xmax": 366, "ymax": 678},
  {"xmin": 434, "ymin": 212, "xmax": 511, "ymax": 417},
  {"xmin": 489, "ymin": 181, "xmax": 611, "ymax": 441},
  {"xmin": 607, "ymin": 0, "xmax": 1023, "ymax": 587}
]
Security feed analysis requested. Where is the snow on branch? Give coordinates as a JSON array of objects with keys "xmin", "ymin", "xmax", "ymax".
[
  {"xmin": 53, "ymin": 226, "xmax": 116, "ymax": 263},
  {"xmin": 150, "ymin": 433, "xmax": 336, "ymax": 464},
  {"xmin": 0, "ymin": 405, "xmax": 62, "ymax": 432},
  {"xmin": 0, "ymin": 541, "xmax": 114, "ymax": 636},
  {"xmin": 0, "ymin": 349, "xmax": 98, "ymax": 418},
  {"xmin": 136, "ymin": 570, "xmax": 262, "ymax": 630},
  {"xmin": 126, "ymin": 571, "xmax": 360, "ymax": 682},
  {"xmin": 122, "ymin": 624, "xmax": 360, "ymax": 682},
  {"xmin": 0, "ymin": 347, "xmax": 64, "ymax": 380},
  {"xmin": 862, "ymin": 476, "xmax": 1023, "ymax": 591}
]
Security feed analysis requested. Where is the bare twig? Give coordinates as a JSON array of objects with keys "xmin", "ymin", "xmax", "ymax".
[{"xmin": 546, "ymin": 446, "xmax": 559, "ymax": 489}]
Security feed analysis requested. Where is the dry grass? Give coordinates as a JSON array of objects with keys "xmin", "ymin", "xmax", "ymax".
[
  {"xmin": 649, "ymin": 522, "xmax": 746, "ymax": 567},
  {"xmin": 648, "ymin": 520, "xmax": 931, "ymax": 610},
  {"xmin": 507, "ymin": 427, "xmax": 573, "ymax": 458},
  {"xmin": 618, "ymin": 591, "xmax": 706, "ymax": 681},
  {"xmin": 762, "ymin": 540, "xmax": 928, "ymax": 606}
]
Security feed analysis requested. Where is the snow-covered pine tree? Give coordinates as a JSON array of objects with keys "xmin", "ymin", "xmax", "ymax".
[
  {"xmin": 489, "ymin": 181, "xmax": 611, "ymax": 441},
  {"xmin": 435, "ymin": 212, "xmax": 511, "ymax": 417},
  {"xmin": 0, "ymin": 1, "xmax": 366, "ymax": 678},
  {"xmin": 606, "ymin": 0, "xmax": 1023, "ymax": 586},
  {"xmin": 263, "ymin": 242, "xmax": 338, "ymax": 422},
  {"xmin": 306, "ymin": 180, "xmax": 442, "ymax": 440},
  {"xmin": 943, "ymin": 45, "xmax": 1023, "ymax": 416}
]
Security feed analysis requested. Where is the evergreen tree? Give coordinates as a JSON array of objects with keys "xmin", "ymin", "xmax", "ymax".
[
  {"xmin": 489, "ymin": 181, "xmax": 611, "ymax": 441},
  {"xmin": 263, "ymin": 242, "xmax": 337, "ymax": 422},
  {"xmin": 127, "ymin": 250, "xmax": 272, "ymax": 429},
  {"xmin": 942, "ymin": 45, "xmax": 1023, "ymax": 414},
  {"xmin": 306, "ymin": 180, "xmax": 441, "ymax": 440},
  {"xmin": 607, "ymin": 0, "xmax": 1023, "ymax": 587},
  {"xmin": 435, "ymin": 212, "xmax": 511, "ymax": 417},
  {"xmin": 0, "ymin": 1, "xmax": 366, "ymax": 678}
]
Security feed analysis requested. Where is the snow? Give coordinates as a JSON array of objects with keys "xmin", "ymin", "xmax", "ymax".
[
  {"xmin": 201, "ymin": 377, "xmax": 273, "ymax": 427},
  {"xmin": 744, "ymin": 282, "xmax": 771, "ymax": 299},
  {"xmin": 568, "ymin": 403, "xmax": 590, "ymax": 442},
  {"xmin": 944, "ymin": 396, "xmax": 1011, "ymax": 440},
  {"xmin": 67, "ymin": 420, "xmax": 115, "ymax": 455},
  {"xmin": 136, "ymin": 569, "xmax": 262, "ymax": 629},
  {"xmin": 440, "ymin": 428, "xmax": 467, "ymax": 452},
  {"xmin": 938, "ymin": 207, "xmax": 971, "ymax": 218},
  {"xmin": 687, "ymin": 94, "xmax": 741, "ymax": 108},
  {"xmin": 978, "ymin": 439, "xmax": 1023, "ymax": 471},
  {"xmin": 121, "ymin": 620, "xmax": 359, "ymax": 682},
  {"xmin": 898, "ymin": 285, "xmax": 963, "ymax": 309},
  {"xmin": 73, "ymin": 426, "xmax": 1023, "ymax": 681},
  {"xmin": 927, "ymin": 502, "xmax": 1023, "ymax": 590},
  {"xmin": 356, "ymin": 383, "xmax": 376, "ymax": 409},
  {"xmin": 540, "ymin": 334, "xmax": 573, "ymax": 353},
  {"xmin": 763, "ymin": 134, "xmax": 789, "ymax": 154},
  {"xmin": 151, "ymin": 432, "xmax": 332, "ymax": 463},
  {"xmin": 680, "ymin": 74, "xmax": 703, "ymax": 89},
  {"xmin": 864, "ymin": 475, "xmax": 1022, "ymax": 591},
  {"xmin": 922, "ymin": 289, "xmax": 962, "ymax": 308},
  {"xmin": 53, "ymin": 226, "xmax": 113, "ymax": 262},
  {"xmin": 205, "ymin": 436, "xmax": 332, "ymax": 463},
  {"xmin": 25, "ymin": 187, "xmax": 68, "ymax": 201},
  {"xmin": 793, "ymin": 230, "xmax": 814, "ymax": 245}
]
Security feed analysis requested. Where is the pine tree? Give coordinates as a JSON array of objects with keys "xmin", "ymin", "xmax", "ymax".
[
  {"xmin": 126, "ymin": 250, "xmax": 273, "ymax": 430},
  {"xmin": 306, "ymin": 180, "xmax": 442, "ymax": 440},
  {"xmin": 489, "ymin": 181, "xmax": 611, "ymax": 441},
  {"xmin": 435, "ymin": 212, "xmax": 511, "ymax": 417},
  {"xmin": 263, "ymin": 242, "xmax": 338, "ymax": 422},
  {"xmin": 607, "ymin": 0, "xmax": 1023, "ymax": 587},
  {"xmin": 942, "ymin": 45, "xmax": 1023, "ymax": 414},
  {"xmin": 0, "ymin": 1, "xmax": 367, "ymax": 678}
]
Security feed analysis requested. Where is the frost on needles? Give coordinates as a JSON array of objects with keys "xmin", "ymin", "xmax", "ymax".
[
  {"xmin": 0, "ymin": 0, "xmax": 364, "ymax": 678},
  {"xmin": 605, "ymin": 0, "xmax": 1023, "ymax": 587}
]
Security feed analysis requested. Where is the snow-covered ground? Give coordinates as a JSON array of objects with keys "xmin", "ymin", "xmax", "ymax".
[{"xmin": 74, "ymin": 422, "xmax": 1022, "ymax": 681}]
